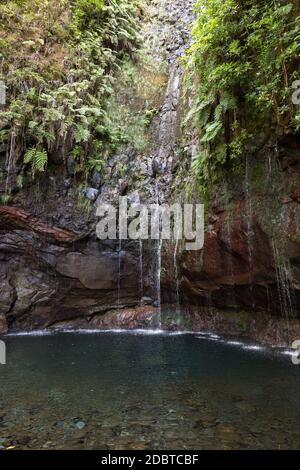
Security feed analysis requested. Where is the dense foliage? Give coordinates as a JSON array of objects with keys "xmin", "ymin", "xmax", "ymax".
[
  {"xmin": 185, "ymin": 0, "xmax": 300, "ymax": 185},
  {"xmin": 0, "ymin": 0, "xmax": 140, "ymax": 193}
]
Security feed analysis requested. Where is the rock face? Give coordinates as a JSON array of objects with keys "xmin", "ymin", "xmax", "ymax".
[
  {"xmin": 0, "ymin": 209, "xmax": 152, "ymax": 331},
  {"xmin": 161, "ymin": 133, "xmax": 300, "ymax": 346},
  {"xmin": 0, "ymin": 206, "xmax": 78, "ymax": 242},
  {"xmin": 0, "ymin": 314, "xmax": 8, "ymax": 335},
  {"xmin": 0, "ymin": 0, "xmax": 192, "ymax": 334},
  {"xmin": 163, "ymin": 195, "xmax": 300, "ymax": 317},
  {"xmin": 0, "ymin": 0, "xmax": 299, "ymax": 347}
]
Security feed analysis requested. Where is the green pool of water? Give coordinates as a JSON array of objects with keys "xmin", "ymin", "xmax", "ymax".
[{"xmin": 0, "ymin": 331, "xmax": 299, "ymax": 449}]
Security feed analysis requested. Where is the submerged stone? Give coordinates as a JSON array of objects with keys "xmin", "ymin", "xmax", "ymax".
[{"xmin": 75, "ymin": 421, "xmax": 86, "ymax": 430}]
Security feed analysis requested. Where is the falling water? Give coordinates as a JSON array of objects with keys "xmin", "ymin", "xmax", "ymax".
[
  {"xmin": 267, "ymin": 154, "xmax": 272, "ymax": 178},
  {"xmin": 139, "ymin": 238, "xmax": 144, "ymax": 304},
  {"xmin": 266, "ymin": 284, "xmax": 271, "ymax": 314},
  {"xmin": 272, "ymin": 241, "xmax": 295, "ymax": 339},
  {"xmin": 245, "ymin": 156, "xmax": 255, "ymax": 308},
  {"xmin": 155, "ymin": 181, "xmax": 162, "ymax": 327},
  {"xmin": 266, "ymin": 144, "xmax": 281, "ymax": 183},
  {"xmin": 156, "ymin": 237, "xmax": 162, "ymax": 325},
  {"xmin": 157, "ymin": 65, "xmax": 182, "ymax": 172},
  {"xmin": 117, "ymin": 239, "xmax": 122, "ymax": 312},
  {"xmin": 5, "ymin": 133, "xmax": 15, "ymax": 195},
  {"xmin": 225, "ymin": 209, "xmax": 237, "ymax": 307},
  {"xmin": 173, "ymin": 235, "xmax": 181, "ymax": 315},
  {"xmin": 206, "ymin": 291, "xmax": 214, "ymax": 317},
  {"xmin": 149, "ymin": 9, "xmax": 189, "ymax": 327}
]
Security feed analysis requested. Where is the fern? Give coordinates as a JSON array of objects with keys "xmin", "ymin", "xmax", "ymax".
[
  {"xmin": 0, "ymin": 0, "xmax": 141, "ymax": 188},
  {"xmin": 16, "ymin": 174, "xmax": 24, "ymax": 189},
  {"xmin": 1, "ymin": 193, "xmax": 11, "ymax": 204},
  {"xmin": 75, "ymin": 125, "xmax": 91, "ymax": 143},
  {"xmin": 201, "ymin": 121, "xmax": 223, "ymax": 143},
  {"xmin": 214, "ymin": 94, "xmax": 237, "ymax": 121},
  {"xmin": 191, "ymin": 152, "xmax": 207, "ymax": 174},
  {"xmin": 24, "ymin": 147, "xmax": 48, "ymax": 176},
  {"xmin": 184, "ymin": 0, "xmax": 300, "ymax": 189}
]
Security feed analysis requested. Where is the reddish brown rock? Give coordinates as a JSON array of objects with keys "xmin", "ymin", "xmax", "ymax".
[
  {"xmin": 0, "ymin": 314, "xmax": 8, "ymax": 335},
  {"xmin": 162, "ymin": 196, "xmax": 300, "ymax": 316},
  {"xmin": 0, "ymin": 206, "xmax": 78, "ymax": 242},
  {"xmin": 91, "ymin": 306, "xmax": 158, "ymax": 329},
  {"xmin": 0, "ymin": 210, "xmax": 150, "ymax": 331}
]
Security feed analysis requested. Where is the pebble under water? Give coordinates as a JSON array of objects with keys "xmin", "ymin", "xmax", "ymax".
[{"xmin": 0, "ymin": 331, "xmax": 300, "ymax": 450}]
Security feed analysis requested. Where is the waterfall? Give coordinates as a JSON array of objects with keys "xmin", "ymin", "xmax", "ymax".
[
  {"xmin": 174, "ymin": 233, "xmax": 181, "ymax": 315},
  {"xmin": 146, "ymin": 0, "xmax": 193, "ymax": 328},
  {"xmin": 117, "ymin": 239, "xmax": 122, "ymax": 312},
  {"xmin": 206, "ymin": 291, "xmax": 214, "ymax": 316},
  {"xmin": 155, "ymin": 181, "xmax": 162, "ymax": 327},
  {"xmin": 156, "ymin": 237, "xmax": 162, "ymax": 326},
  {"xmin": 5, "ymin": 132, "xmax": 16, "ymax": 195},
  {"xmin": 272, "ymin": 240, "xmax": 295, "ymax": 339},
  {"xmin": 139, "ymin": 238, "xmax": 144, "ymax": 304},
  {"xmin": 226, "ymin": 209, "xmax": 236, "ymax": 306},
  {"xmin": 157, "ymin": 65, "xmax": 182, "ymax": 172},
  {"xmin": 266, "ymin": 284, "xmax": 271, "ymax": 314},
  {"xmin": 152, "ymin": 64, "xmax": 182, "ymax": 326},
  {"xmin": 245, "ymin": 156, "xmax": 255, "ymax": 308}
]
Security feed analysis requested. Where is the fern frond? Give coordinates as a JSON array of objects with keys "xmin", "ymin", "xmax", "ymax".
[{"xmin": 24, "ymin": 147, "xmax": 48, "ymax": 176}]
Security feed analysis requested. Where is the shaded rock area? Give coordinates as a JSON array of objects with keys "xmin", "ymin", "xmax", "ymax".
[
  {"xmin": 187, "ymin": 306, "xmax": 300, "ymax": 348},
  {"xmin": 49, "ymin": 306, "xmax": 159, "ymax": 331},
  {"xmin": 0, "ymin": 314, "xmax": 8, "ymax": 334},
  {"xmin": 0, "ymin": 209, "xmax": 154, "ymax": 331},
  {"xmin": 159, "ymin": 131, "xmax": 300, "ymax": 346},
  {"xmin": 163, "ymin": 195, "xmax": 300, "ymax": 317}
]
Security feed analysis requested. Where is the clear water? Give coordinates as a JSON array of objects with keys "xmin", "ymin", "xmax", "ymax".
[{"xmin": 0, "ymin": 332, "xmax": 299, "ymax": 450}]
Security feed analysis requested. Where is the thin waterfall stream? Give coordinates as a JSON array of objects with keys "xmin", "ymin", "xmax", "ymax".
[
  {"xmin": 174, "ymin": 233, "xmax": 181, "ymax": 315},
  {"xmin": 272, "ymin": 240, "xmax": 295, "ymax": 341},
  {"xmin": 155, "ymin": 181, "xmax": 162, "ymax": 327},
  {"xmin": 245, "ymin": 155, "xmax": 255, "ymax": 309},
  {"xmin": 117, "ymin": 239, "xmax": 122, "ymax": 312},
  {"xmin": 139, "ymin": 238, "xmax": 144, "ymax": 305}
]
